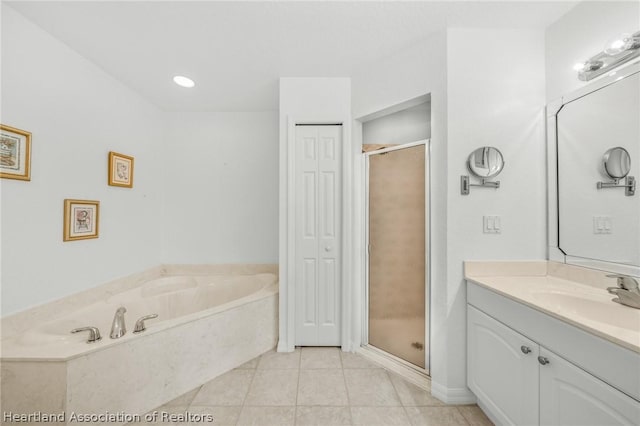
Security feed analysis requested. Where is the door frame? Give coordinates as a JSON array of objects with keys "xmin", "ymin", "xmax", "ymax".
[
  {"xmin": 279, "ymin": 115, "xmax": 353, "ymax": 352},
  {"xmin": 363, "ymin": 139, "xmax": 430, "ymax": 374}
]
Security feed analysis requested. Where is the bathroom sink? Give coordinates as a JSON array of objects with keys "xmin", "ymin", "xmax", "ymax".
[{"xmin": 531, "ymin": 290, "xmax": 640, "ymax": 331}]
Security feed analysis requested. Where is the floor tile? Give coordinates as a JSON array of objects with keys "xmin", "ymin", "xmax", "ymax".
[
  {"xmin": 245, "ymin": 369, "xmax": 299, "ymax": 406},
  {"xmin": 405, "ymin": 407, "xmax": 469, "ymax": 426},
  {"xmin": 297, "ymin": 369, "xmax": 348, "ymax": 406},
  {"xmin": 300, "ymin": 347, "xmax": 342, "ymax": 369},
  {"xmin": 258, "ymin": 348, "xmax": 301, "ymax": 369},
  {"xmin": 457, "ymin": 405, "xmax": 493, "ymax": 426},
  {"xmin": 190, "ymin": 369, "xmax": 254, "ymax": 406},
  {"xmin": 184, "ymin": 406, "xmax": 241, "ymax": 426},
  {"xmin": 388, "ymin": 374, "xmax": 444, "ymax": 407},
  {"xmin": 343, "ymin": 369, "xmax": 400, "ymax": 406},
  {"xmin": 163, "ymin": 387, "xmax": 201, "ymax": 407},
  {"xmin": 237, "ymin": 406, "xmax": 295, "ymax": 426},
  {"xmin": 350, "ymin": 407, "xmax": 411, "ymax": 425},
  {"xmin": 340, "ymin": 352, "xmax": 383, "ymax": 369},
  {"xmin": 295, "ymin": 406, "xmax": 352, "ymax": 426}
]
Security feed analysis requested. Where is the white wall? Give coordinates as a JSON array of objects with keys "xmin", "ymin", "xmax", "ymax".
[
  {"xmin": 546, "ymin": 1, "xmax": 640, "ymax": 101},
  {"xmin": 351, "ymin": 28, "xmax": 547, "ymax": 402},
  {"xmin": 278, "ymin": 78, "xmax": 352, "ymax": 351},
  {"xmin": 351, "ymin": 31, "xmax": 452, "ymax": 396},
  {"xmin": 362, "ymin": 102, "xmax": 431, "ymax": 145},
  {"xmin": 1, "ymin": 5, "xmax": 164, "ymax": 315},
  {"xmin": 162, "ymin": 112, "xmax": 279, "ymax": 263},
  {"xmin": 446, "ymin": 27, "xmax": 547, "ymax": 397}
]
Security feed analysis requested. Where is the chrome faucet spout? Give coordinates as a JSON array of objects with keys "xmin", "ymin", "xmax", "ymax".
[{"xmin": 110, "ymin": 307, "xmax": 127, "ymax": 339}]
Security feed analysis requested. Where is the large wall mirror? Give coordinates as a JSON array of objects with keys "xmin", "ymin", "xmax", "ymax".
[{"xmin": 550, "ymin": 66, "xmax": 639, "ymax": 274}]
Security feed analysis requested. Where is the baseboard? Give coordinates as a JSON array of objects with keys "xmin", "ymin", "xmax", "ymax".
[
  {"xmin": 276, "ymin": 339, "xmax": 293, "ymax": 353},
  {"xmin": 430, "ymin": 381, "xmax": 477, "ymax": 405},
  {"xmin": 356, "ymin": 346, "xmax": 430, "ymax": 391}
]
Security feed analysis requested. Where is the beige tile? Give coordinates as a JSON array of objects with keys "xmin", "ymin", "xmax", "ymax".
[
  {"xmin": 163, "ymin": 387, "xmax": 201, "ymax": 407},
  {"xmin": 388, "ymin": 374, "xmax": 444, "ymax": 407},
  {"xmin": 350, "ymin": 407, "xmax": 411, "ymax": 425},
  {"xmin": 245, "ymin": 369, "xmax": 298, "ymax": 406},
  {"xmin": 405, "ymin": 407, "xmax": 469, "ymax": 426},
  {"xmin": 237, "ymin": 406, "xmax": 295, "ymax": 425},
  {"xmin": 458, "ymin": 406, "xmax": 493, "ymax": 426},
  {"xmin": 258, "ymin": 348, "xmax": 301, "ymax": 369},
  {"xmin": 343, "ymin": 369, "xmax": 400, "ymax": 406},
  {"xmin": 340, "ymin": 352, "xmax": 382, "ymax": 369},
  {"xmin": 237, "ymin": 357, "xmax": 260, "ymax": 369},
  {"xmin": 297, "ymin": 369, "xmax": 349, "ymax": 406},
  {"xmin": 300, "ymin": 347, "xmax": 343, "ymax": 369},
  {"xmin": 184, "ymin": 406, "xmax": 242, "ymax": 426},
  {"xmin": 296, "ymin": 406, "xmax": 352, "ymax": 425},
  {"xmin": 190, "ymin": 369, "xmax": 254, "ymax": 406}
]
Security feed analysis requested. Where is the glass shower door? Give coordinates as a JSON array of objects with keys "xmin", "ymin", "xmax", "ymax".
[{"xmin": 368, "ymin": 144, "xmax": 426, "ymax": 369}]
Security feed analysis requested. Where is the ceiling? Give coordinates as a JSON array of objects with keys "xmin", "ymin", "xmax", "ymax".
[{"xmin": 7, "ymin": 1, "xmax": 577, "ymax": 111}]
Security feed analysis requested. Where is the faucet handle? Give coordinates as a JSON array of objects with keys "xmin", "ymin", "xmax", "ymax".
[
  {"xmin": 71, "ymin": 326, "xmax": 102, "ymax": 343},
  {"xmin": 606, "ymin": 274, "xmax": 639, "ymax": 291},
  {"xmin": 133, "ymin": 314, "xmax": 159, "ymax": 334}
]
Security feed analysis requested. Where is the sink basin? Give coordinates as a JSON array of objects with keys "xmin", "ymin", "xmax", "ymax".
[{"xmin": 531, "ymin": 290, "xmax": 640, "ymax": 332}]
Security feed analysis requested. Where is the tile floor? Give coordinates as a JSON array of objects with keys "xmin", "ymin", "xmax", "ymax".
[{"xmin": 148, "ymin": 348, "xmax": 493, "ymax": 426}]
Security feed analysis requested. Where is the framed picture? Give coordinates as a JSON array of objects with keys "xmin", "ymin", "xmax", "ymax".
[
  {"xmin": 108, "ymin": 151, "xmax": 134, "ymax": 188},
  {"xmin": 63, "ymin": 199, "xmax": 100, "ymax": 241},
  {"xmin": 0, "ymin": 124, "xmax": 31, "ymax": 181}
]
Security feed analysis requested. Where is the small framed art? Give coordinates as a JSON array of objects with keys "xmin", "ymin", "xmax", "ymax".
[
  {"xmin": 108, "ymin": 151, "xmax": 134, "ymax": 188},
  {"xmin": 63, "ymin": 199, "xmax": 100, "ymax": 241},
  {"xmin": 0, "ymin": 124, "xmax": 32, "ymax": 181}
]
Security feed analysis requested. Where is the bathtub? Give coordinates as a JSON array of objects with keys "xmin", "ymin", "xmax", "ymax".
[{"xmin": 1, "ymin": 268, "xmax": 279, "ymax": 423}]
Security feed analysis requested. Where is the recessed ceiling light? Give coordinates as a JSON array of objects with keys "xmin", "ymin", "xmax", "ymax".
[{"xmin": 173, "ymin": 75, "xmax": 195, "ymax": 88}]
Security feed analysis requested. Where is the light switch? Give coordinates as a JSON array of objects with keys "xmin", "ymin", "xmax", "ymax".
[
  {"xmin": 483, "ymin": 216, "xmax": 501, "ymax": 234},
  {"xmin": 593, "ymin": 216, "xmax": 612, "ymax": 234}
]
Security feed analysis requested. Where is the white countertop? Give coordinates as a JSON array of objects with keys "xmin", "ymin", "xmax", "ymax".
[{"xmin": 465, "ymin": 261, "xmax": 640, "ymax": 354}]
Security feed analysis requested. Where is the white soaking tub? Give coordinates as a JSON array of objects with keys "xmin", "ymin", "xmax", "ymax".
[{"xmin": 1, "ymin": 269, "xmax": 278, "ymax": 424}]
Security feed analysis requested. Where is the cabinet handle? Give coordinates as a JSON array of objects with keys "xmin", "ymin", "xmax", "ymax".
[
  {"xmin": 538, "ymin": 356, "xmax": 550, "ymax": 365},
  {"xmin": 520, "ymin": 346, "xmax": 532, "ymax": 354}
]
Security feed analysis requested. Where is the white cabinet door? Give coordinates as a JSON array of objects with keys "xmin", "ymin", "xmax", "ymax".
[
  {"xmin": 539, "ymin": 347, "xmax": 640, "ymax": 426},
  {"xmin": 467, "ymin": 306, "xmax": 539, "ymax": 425},
  {"xmin": 295, "ymin": 125, "xmax": 342, "ymax": 346}
]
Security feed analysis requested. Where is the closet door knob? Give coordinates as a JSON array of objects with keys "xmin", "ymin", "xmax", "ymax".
[
  {"xmin": 538, "ymin": 356, "xmax": 550, "ymax": 365},
  {"xmin": 520, "ymin": 346, "xmax": 532, "ymax": 354},
  {"xmin": 325, "ymin": 246, "xmax": 332, "ymax": 252}
]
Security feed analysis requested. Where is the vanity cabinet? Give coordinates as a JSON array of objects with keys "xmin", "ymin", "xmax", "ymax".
[
  {"xmin": 539, "ymin": 347, "xmax": 640, "ymax": 426},
  {"xmin": 467, "ymin": 306, "xmax": 539, "ymax": 425},
  {"xmin": 468, "ymin": 304, "xmax": 640, "ymax": 426}
]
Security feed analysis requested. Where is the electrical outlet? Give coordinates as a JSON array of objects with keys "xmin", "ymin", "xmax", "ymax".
[
  {"xmin": 483, "ymin": 216, "xmax": 501, "ymax": 234},
  {"xmin": 593, "ymin": 216, "xmax": 612, "ymax": 234}
]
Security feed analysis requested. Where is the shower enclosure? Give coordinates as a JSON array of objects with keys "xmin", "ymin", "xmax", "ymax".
[{"xmin": 365, "ymin": 141, "xmax": 428, "ymax": 372}]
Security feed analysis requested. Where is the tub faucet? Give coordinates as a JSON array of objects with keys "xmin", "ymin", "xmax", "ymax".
[
  {"xmin": 71, "ymin": 326, "xmax": 102, "ymax": 343},
  {"xmin": 110, "ymin": 307, "xmax": 127, "ymax": 339},
  {"xmin": 606, "ymin": 274, "xmax": 640, "ymax": 309}
]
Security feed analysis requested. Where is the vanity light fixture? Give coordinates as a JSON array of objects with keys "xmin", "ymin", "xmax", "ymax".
[
  {"xmin": 461, "ymin": 146, "xmax": 504, "ymax": 195},
  {"xmin": 576, "ymin": 30, "xmax": 640, "ymax": 81},
  {"xmin": 173, "ymin": 75, "xmax": 195, "ymax": 88},
  {"xmin": 597, "ymin": 147, "xmax": 636, "ymax": 196}
]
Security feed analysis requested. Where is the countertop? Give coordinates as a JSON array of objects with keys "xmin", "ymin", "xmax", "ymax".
[{"xmin": 464, "ymin": 261, "xmax": 640, "ymax": 354}]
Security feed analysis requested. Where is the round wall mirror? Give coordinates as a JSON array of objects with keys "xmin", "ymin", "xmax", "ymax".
[
  {"xmin": 603, "ymin": 147, "xmax": 631, "ymax": 179},
  {"xmin": 467, "ymin": 146, "xmax": 505, "ymax": 178}
]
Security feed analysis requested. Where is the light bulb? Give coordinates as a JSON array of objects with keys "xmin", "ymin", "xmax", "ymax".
[
  {"xmin": 573, "ymin": 62, "xmax": 586, "ymax": 71},
  {"xmin": 173, "ymin": 76, "xmax": 195, "ymax": 88},
  {"xmin": 604, "ymin": 33, "xmax": 632, "ymax": 55}
]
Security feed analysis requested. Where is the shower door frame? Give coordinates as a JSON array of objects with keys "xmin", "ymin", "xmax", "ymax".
[{"xmin": 363, "ymin": 139, "xmax": 431, "ymax": 375}]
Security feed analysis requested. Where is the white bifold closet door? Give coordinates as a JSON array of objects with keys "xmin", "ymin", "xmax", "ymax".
[{"xmin": 295, "ymin": 125, "xmax": 342, "ymax": 346}]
